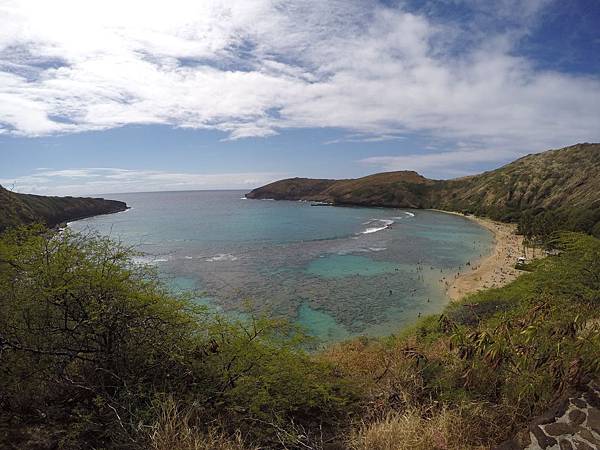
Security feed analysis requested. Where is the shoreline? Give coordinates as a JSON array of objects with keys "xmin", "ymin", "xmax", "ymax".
[
  {"xmin": 69, "ymin": 196, "xmax": 529, "ymax": 306},
  {"xmin": 248, "ymin": 198, "xmax": 532, "ymax": 302},
  {"xmin": 431, "ymin": 210, "xmax": 531, "ymax": 301},
  {"xmin": 60, "ymin": 205, "xmax": 131, "ymax": 230}
]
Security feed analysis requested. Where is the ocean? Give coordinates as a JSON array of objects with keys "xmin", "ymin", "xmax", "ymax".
[{"xmin": 69, "ymin": 190, "xmax": 493, "ymax": 342}]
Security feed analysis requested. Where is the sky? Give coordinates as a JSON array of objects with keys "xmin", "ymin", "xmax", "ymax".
[{"xmin": 0, "ymin": 0, "xmax": 599, "ymax": 195}]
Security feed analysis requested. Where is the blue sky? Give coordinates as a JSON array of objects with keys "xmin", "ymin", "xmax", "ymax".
[{"xmin": 0, "ymin": 0, "xmax": 599, "ymax": 195}]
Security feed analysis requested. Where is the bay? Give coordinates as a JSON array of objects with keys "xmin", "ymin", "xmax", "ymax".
[{"xmin": 69, "ymin": 190, "xmax": 493, "ymax": 342}]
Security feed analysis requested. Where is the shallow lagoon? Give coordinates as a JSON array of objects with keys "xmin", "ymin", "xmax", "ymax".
[{"xmin": 70, "ymin": 190, "xmax": 493, "ymax": 342}]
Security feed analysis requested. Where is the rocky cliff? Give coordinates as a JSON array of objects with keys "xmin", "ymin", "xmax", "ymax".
[{"xmin": 0, "ymin": 185, "xmax": 128, "ymax": 231}]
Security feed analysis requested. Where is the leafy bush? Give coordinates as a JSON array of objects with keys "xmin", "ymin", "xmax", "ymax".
[{"xmin": 0, "ymin": 227, "xmax": 358, "ymax": 449}]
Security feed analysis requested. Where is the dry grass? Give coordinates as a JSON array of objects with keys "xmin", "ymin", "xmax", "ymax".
[
  {"xmin": 148, "ymin": 398, "xmax": 256, "ymax": 450},
  {"xmin": 320, "ymin": 335, "xmax": 459, "ymax": 414},
  {"xmin": 321, "ymin": 331, "xmax": 520, "ymax": 449},
  {"xmin": 323, "ymin": 339, "xmax": 504, "ymax": 449},
  {"xmin": 148, "ymin": 401, "xmax": 499, "ymax": 450},
  {"xmin": 348, "ymin": 406, "xmax": 495, "ymax": 450}
]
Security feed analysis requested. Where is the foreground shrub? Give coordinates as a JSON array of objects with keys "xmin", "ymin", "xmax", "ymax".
[{"xmin": 0, "ymin": 227, "xmax": 357, "ymax": 449}]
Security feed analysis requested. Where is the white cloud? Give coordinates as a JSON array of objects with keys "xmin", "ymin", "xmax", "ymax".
[
  {"xmin": 0, "ymin": 168, "xmax": 284, "ymax": 196},
  {"xmin": 324, "ymin": 133, "xmax": 406, "ymax": 145},
  {"xmin": 359, "ymin": 147, "xmax": 523, "ymax": 178},
  {"xmin": 0, "ymin": 0, "xmax": 598, "ymax": 168}
]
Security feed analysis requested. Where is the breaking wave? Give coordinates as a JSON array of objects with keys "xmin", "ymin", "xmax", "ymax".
[
  {"xmin": 206, "ymin": 253, "xmax": 238, "ymax": 262},
  {"xmin": 361, "ymin": 219, "xmax": 394, "ymax": 234}
]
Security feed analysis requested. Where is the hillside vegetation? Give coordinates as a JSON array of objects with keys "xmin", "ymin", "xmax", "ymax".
[
  {"xmin": 0, "ymin": 185, "xmax": 128, "ymax": 231},
  {"xmin": 1, "ymin": 226, "xmax": 599, "ymax": 449},
  {"xmin": 1, "ymin": 142, "xmax": 599, "ymax": 449},
  {"xmin": 247, "ymin": 143, "xmax": 600, "ymax": 236}
]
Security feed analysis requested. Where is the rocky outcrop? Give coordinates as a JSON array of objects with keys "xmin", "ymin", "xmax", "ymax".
[
  {"xmin": 245, "ymin": 177, "xmax": 338, "ymax": 201},
  {"xmin": 246, "ymin": 170, "xmax": 434, "ymax": 207},
  {"xmin": 0, "ymin": 185, "xmax": 128, "ymax": 231},
  {"xmin": 247, "ymin": 143, "xmax": 600, "ymax": 235},
  {"xmin": 495, "ymin": 381, "xmax": 600, "ymax": 450}
]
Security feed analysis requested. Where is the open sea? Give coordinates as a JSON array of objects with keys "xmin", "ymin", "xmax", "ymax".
[{"xmin": 69, "ymin": 190, "xmax": 493, "ymax": 343}]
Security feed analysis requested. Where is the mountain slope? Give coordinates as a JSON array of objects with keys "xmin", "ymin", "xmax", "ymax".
[
  {"xmin": 247, "ymin": 143, "xmax": 600, "ymax": 235},
  {"xmin": 431, "ymin": 143, "xmax": 600, "ymax": 220},
  {"xmin": 246, "ymin": 171, "xmax": 436, "ymax": 207},
  {"xmin": 0, "ymin": 186, "xmax": 128, "ymax": 231}
]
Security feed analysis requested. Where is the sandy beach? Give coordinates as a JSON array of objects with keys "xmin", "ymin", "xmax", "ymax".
[{"xmin": 434, "ymin": 211, "xmax": 534, "ymax": 301}]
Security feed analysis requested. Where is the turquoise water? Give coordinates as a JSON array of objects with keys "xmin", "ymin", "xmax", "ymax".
[
  {"xmin": 307, "ymin": 255, "xmax": 398, "ymax": 278},
  {"xmin": 69, "ymin": 190, "xmax": 493, "ymax": 342}
]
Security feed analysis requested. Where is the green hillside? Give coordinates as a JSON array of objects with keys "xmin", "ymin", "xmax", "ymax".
[
  {"xmin": 0, "ymin": 185, "xmax": 128, "ymax": 231},
  {"xmin": 432, "ymin": 143, "xmax": 600, "ymax": 224},
  {"xmin": 246, "ymin": 143, "xmax": 600, "ymax": 236}
]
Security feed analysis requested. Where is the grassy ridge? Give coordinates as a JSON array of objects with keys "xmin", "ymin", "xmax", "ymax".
[
  {"xmin": 0, "ymin": 185, "xmax": 128, "ymax": 231},
  {"xmin": 1, "ymin": 227, "xmax": 598, "ymax": 449},
  {"xmin": 247, "ymin": 143, "xmax": 600, "ymax": 236},
  {"xmin": 434, "ymin": 143, "xmax": 600, "ymax": 231}
]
